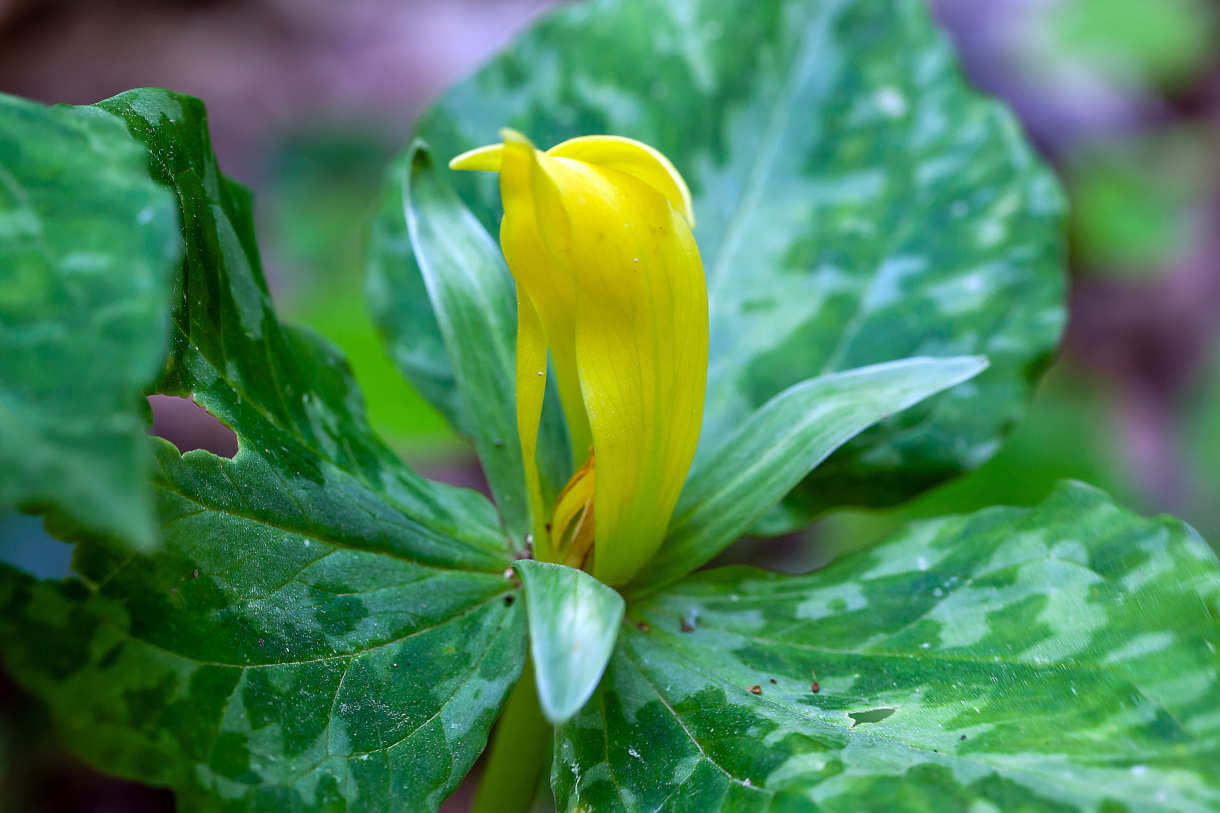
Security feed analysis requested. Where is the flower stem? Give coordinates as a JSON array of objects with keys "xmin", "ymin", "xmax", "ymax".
[{"xmin": 472, "ymin": 662, "xmax": 551, "ymax": 813}]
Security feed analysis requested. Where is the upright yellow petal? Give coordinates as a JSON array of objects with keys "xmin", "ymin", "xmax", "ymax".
[
  {"xmin": 534, "ymin": 156, "xmax": 707, "ymax": 584},
  {"xmin": 514, "ymin": 291, "xmax": 551, "ymax": 560},
  {"xmin": 452, "ymin": 130, "xmax": 708, "ymax": 586},
  {"xmin": 496, "ymin": 133, "xmax": 592, "ymax": 466}
]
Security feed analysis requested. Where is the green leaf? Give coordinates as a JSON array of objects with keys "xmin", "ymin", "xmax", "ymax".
[
  {"xmin": 399, "ymin": 143, "xmax": 526, "ymax": 541},
  {"xmin": 555, "ymin": 482, "xmax": 1220, "ymax": 810},
  {"xmin": 636, "ymin": 356, "xmax": 987, "ymax": 592},
  {"xmin": 515, "ymin": 560, "xmax": 625, "ymax": 724},
  {"xmin": 412, "ymin": 0, "xmax": 1067, "ymax": 523},
  {"xmin": 97, "ymin": 88, "xmax": 507, "ymax": 571},
  {"xmin": 366, "ymin": 143, "xmax": 571, "ymax": 533},
  {"xmin": 0, "ymin": 506, "xmax": 526, "ymax": 811},
  {"xmin": 0, "ymin": 88, "xmax": 531, "ymax": 810},
  {"xmin": 0, "ymin": 93, "xmax": 181, "ymax": 548}
]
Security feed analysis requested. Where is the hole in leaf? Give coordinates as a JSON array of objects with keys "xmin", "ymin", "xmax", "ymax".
[
  {"xmin": 149, "ymin": 395, "xmax": 238, "ymax": 458},
  {"xmin": 848, "ymin": 707, "xmax": 896, "ymax": 727}
]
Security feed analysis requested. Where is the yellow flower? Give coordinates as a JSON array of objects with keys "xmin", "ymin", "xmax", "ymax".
[{"xmin": 451, "ymin": 130, "xmax": 708, "ymax": 586}]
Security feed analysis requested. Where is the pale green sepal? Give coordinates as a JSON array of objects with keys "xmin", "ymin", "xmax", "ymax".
[
  {"xmin": 401, "ymin": 141, "xmax": 529, "ymax": 541},
  {"xmin": 515, "ymin": 559, "xmax": 626, "ymax": 723},
  {"xmin": 634, "ymin": 356, "xmax": 989, "ymax": 593}
]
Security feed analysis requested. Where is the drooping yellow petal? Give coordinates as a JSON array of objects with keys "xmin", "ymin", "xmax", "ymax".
[{"xmin": 545, "ymin": 134, "xmax": 695, "ymax": 227}]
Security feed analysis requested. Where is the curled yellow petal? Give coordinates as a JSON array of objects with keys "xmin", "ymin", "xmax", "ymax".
[
  {"xmin": 546, "ymin": 135, "xmax": 695, "ymax": 227},
  {"xmin": 551, "ymin": 450, "xmax": 596, "ymax": 569},
  {"xmin": 453, "ymin": 130, "xmax": 707, "ymax": 586},
  {"xmin": 449, "ymin": 143, "xmax": 504, "ymax": 172}
]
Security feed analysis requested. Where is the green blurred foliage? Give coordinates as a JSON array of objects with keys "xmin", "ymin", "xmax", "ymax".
[
  {"xmin": 262, "ymin": 130, "xmax": 459, "ymax": 457},
  {"xmin": 1049, "ymin": 0, "xmax": 1218, "ymax": 87},
  {"xmin": 1067, "ymin": 127, "xmax": 1213, "ymax": 276}
]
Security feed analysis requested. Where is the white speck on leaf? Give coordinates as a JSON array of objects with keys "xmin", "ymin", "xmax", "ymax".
[{"xmin": 875, "ymin": 86, "xmax": 907, "ymax": 117}]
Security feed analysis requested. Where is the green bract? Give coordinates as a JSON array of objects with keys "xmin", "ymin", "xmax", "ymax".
[{"xmin": 0, "ymin": 0, "xmax": 1217, "ymax": 811}]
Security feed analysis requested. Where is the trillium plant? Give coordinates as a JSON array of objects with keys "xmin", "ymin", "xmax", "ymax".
[{"xmin": 2, "ymin": 1, "xmax": 1218, "ymax": 811}]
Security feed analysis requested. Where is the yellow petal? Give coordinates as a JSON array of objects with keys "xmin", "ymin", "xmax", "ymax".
[
  {"xmin": 448, "ymin": 143, "xmax": 503, "ymax": 172},
  {"xmin": 546, "ymin": 134, "xmax": 695, "ymax": 227},
  {"xmin": 452, "ymin": 130, "xmax": 708, "ymax": 586},
  {"xmin": 514, "ymin": 291, "xmax": 551, "ymax": 560},
  {"xmin": 532, "ymin": 155, "xmax": 708, "ymax": 586},
  {"xmin": 496, "ymin": 133, "xmax": 593, "ymax": 465}
]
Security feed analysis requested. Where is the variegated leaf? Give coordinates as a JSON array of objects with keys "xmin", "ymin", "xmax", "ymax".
[{"xmin": 556, "ymin": 483, "xmax": 1220, "ymax": 811}]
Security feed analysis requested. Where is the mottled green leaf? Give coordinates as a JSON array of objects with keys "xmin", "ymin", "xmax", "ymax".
[
  {"xmin": 0, "ymin": 88, "xmax": 530, "ymax": 811},
  {"xmin": 366, "ymin": 142, "xmax": 570, "ymax": 533},
  {"xmin": 0, "ymin": 93, "xmax": 180, "ymax": 548},
  {"xmin": 97, "ymin": 88, "xmax": 507, "ymax": 571},
  {"xmin": 556, "ymin": 483, "xmax": 1220, "ymax": 811},
  {"xmin": 412, "ymin": 0, "xmax": 1066, "ymax": 524},
  {"xmin": 515, "ymin": 560, "xmax": 625, "ymax": 723},
  {"xmin": 637, "ymin": 356, "xmax": 987, "ymax": 592},
  {"xmin": 0, "ymin": 487, "xmax": 526, "ymax": 811}
]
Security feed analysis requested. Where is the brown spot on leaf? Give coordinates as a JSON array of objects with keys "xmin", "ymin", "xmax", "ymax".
[{"xmin": 749, "ymin": 685, "xmax": 762, "ymax": 695}]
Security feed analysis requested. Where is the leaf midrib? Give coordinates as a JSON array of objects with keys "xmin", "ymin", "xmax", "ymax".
[{"xmin": 705, "ymin": 0, "xmax": 846, "ymax": 302}]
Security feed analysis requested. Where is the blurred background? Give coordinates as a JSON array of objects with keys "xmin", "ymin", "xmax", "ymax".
[{"xmin": 1, "ymin": 0, "xmax": 1217, "ymax": 808}]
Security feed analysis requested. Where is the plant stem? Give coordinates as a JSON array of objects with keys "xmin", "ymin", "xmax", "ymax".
[{"xmin": 472, "ymin": 662, "xmax": 551, "ymax": 813}]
